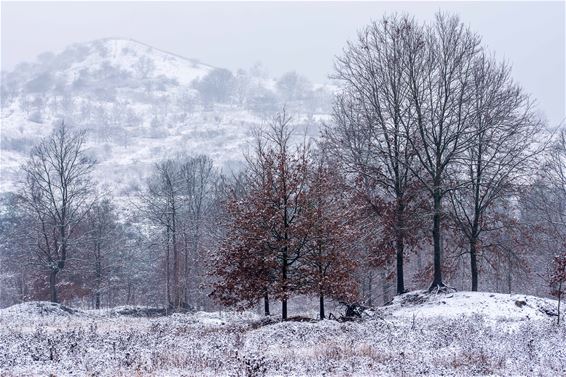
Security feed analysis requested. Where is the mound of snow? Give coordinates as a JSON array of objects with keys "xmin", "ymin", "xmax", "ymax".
[
  {"xmin": 189, "ymin": 310, "xmax": 262, "ymax": 325},
  {"xmin": 384, "ymin": 290, "xmax": 558, "ymax": 322},
  {"xmin": 102, "ymin": 306, "xmax": 168, "ymax": 317},
  {"xmin": 0, "ymin": 301, "xmax": 82, "ymax": 317}
]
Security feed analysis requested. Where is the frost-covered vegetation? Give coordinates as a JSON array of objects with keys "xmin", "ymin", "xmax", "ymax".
[
  {"xmin": 1, "ymin": 7, "xmax": 565, "ymax": 377},
  {"xmin": 1, "ymin": 291, "xmax": 564, "ymax": 376}
]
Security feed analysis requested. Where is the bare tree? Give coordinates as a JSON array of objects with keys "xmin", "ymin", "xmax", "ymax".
[
  {"xmin": 542, "ymin": 130, "xmax": 566, "ymax": 234},
  {"xmin": 138, "ymin": 160, "xmax": 182, "ymax": 309},
  {"xmin": 179, "ymin": 155, "xmax": 217, "ymax": 309},
  {"xmin": 138, "ymin": 155, "xmax": 220, "ymax": 311},
  {"xmin": 84, "ymin": 198, "xmax": 121, "ymax": 308},
  {"xmin": 448, "ymin": 54, "xmax": 544, "ymax": 291},
  {"xmin": 403, "ymin": 14, "xmax": 481, "ymax": 290},
  {"xmin": 327, "ymin": 15, "xmax": 420, "ymax": 295},
  {"xmin": 519, "ymin": 129, "xmax": 566, "ymax": 297},
  {"xmin": 18, "ymin": 123, "xmax": 95, "ymax": 302}
]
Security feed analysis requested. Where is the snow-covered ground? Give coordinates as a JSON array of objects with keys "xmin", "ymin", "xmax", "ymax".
[{"xmin": 1, "ymin": 291, "xmax": 564, "ymax": 376}]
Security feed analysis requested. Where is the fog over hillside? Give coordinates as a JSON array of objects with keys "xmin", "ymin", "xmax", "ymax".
[{"xmin": 1, "ymin": 38, "xmax": 331, "ymax": 197}]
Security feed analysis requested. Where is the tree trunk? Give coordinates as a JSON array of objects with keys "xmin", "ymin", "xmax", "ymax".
[
  {"xmin": 126, "ymin": 282, "xmax": 132, "ymax": 305},
  {"xmin": 49, "ymin": 269, "xmax": 58, "ymax": 303},
  {"xmin": 381, "ymin": 266, "xmax": 390, "ymax": 304},
  {"xmin": 171, "ymin": 208, "xmax": 179, "ymax": 310},
  {"xmin": 507, "ymin": 249, "xmax": 512, "ymax": 294},
  {"xmin": 281, "ymin": 250, "xmax": 288, "ymax": 320},
  {"xmin": 282, "ymin": 251, "xmax": 288, "ymax": 320},
  {"xmin": 367, "ymin": 272, "xmax": 373, "ymax": 307},
  {"xmin": 282, "ymin": 168, "xmax": 289, "ymax": 321},
  {"xmin": 470, "ymin": 238, "xmax": 479, "ymax": 292},
  {"xmin": 395, "ymin": 199, "xmax": 405, "ymax": 295},
  {"xmin": 165, "ymin": 225, "xmax": 171, "ymax": 307},
  {"xmin": 282, "ymin": 241, "xmax": 288, "ymax": 320},
  {"xmin": 430, "ymin": 186, "xmax": 445, "ymax": 291},
  {"xmin": 319, "ymin": 292, "xmax": 325, "ymax": 319},
  {"xmin": 395, "ymin": 233, "xmax": 405, "ymax": 295},
  {"xmin": 95, "ymin": 246, "xmax": 102, "ymax": 309},
  {"xmin": 557, "ymin": 281, "xmax": 562, "ymax": 325},
  {"xmin": 282, "ymin": 299, "xmax": 288, "ymax": 320},
  {"xmin": 264, "ymin": 292, "xmax": 270, "ymax": 316},
  {"xmin": 190, "ymin": 224, "xmax": 201, "ymax": 309},
  {"xmin": 184, "ymin": 233, "xmax": 189, "ymax": 308}
]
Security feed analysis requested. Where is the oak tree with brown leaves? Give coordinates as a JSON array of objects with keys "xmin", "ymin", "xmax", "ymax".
[
  {"xmin": 298, "ymin": 153, "xmax": 360, "ymax": 319},
  {"xmin": 212, "ymin": 110, "xmax": 311, "ymax": 319}
]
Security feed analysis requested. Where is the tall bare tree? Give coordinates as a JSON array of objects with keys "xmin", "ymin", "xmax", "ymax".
[
  {"xmin": 403, "ymin": 14, "xmax": 481, "ymax": 290},
  {"xmin": 520, "ymin": 129, "xmax": 566, "ymax": 296},
  {"xmin": 179, "ymin": 155, "xmax": 217, "ymax": 309},
  {"xmin": 18, "ymin": 123, "xmax": 95, "ymax": 302},
  {"xmin": 448, "ymin": 54, "xmax": 544, "ymax": 291},
  {"xmin": 139, "ymin": 155, "xmax": 220, "ymax": 311},
  {"xmin": 138, "ymin": 160, "xmax": 182, "ymax": 309},
  {"xmin": 327, "ymin": 15, "xmax": 420, "ymax": 295}
]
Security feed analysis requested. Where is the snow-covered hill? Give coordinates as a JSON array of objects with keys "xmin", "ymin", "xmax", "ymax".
[
  {"xmin": 382, "ymin": 290, "xmax": 559, "ymax": 322},
  {"xmin": 5, "ymin": 38, "xmax": 214, "ymax": 89},
  {"xmin": 0, "ymin": 291, "xmax": 563, "ymax": 376},
  {"xmin": 1, "ymin": 38, "xmax": 331, "ymax": 197}
]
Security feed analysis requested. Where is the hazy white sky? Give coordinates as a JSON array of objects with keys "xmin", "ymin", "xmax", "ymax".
[{"xmin": 1, "ymin": 1, "xmax": 564, "ymax": 126}]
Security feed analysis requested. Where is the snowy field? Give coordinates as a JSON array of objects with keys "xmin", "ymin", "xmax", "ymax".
[{"xmin": 0, "ymin": 291, "xmax": 564, "ymax": 376}]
